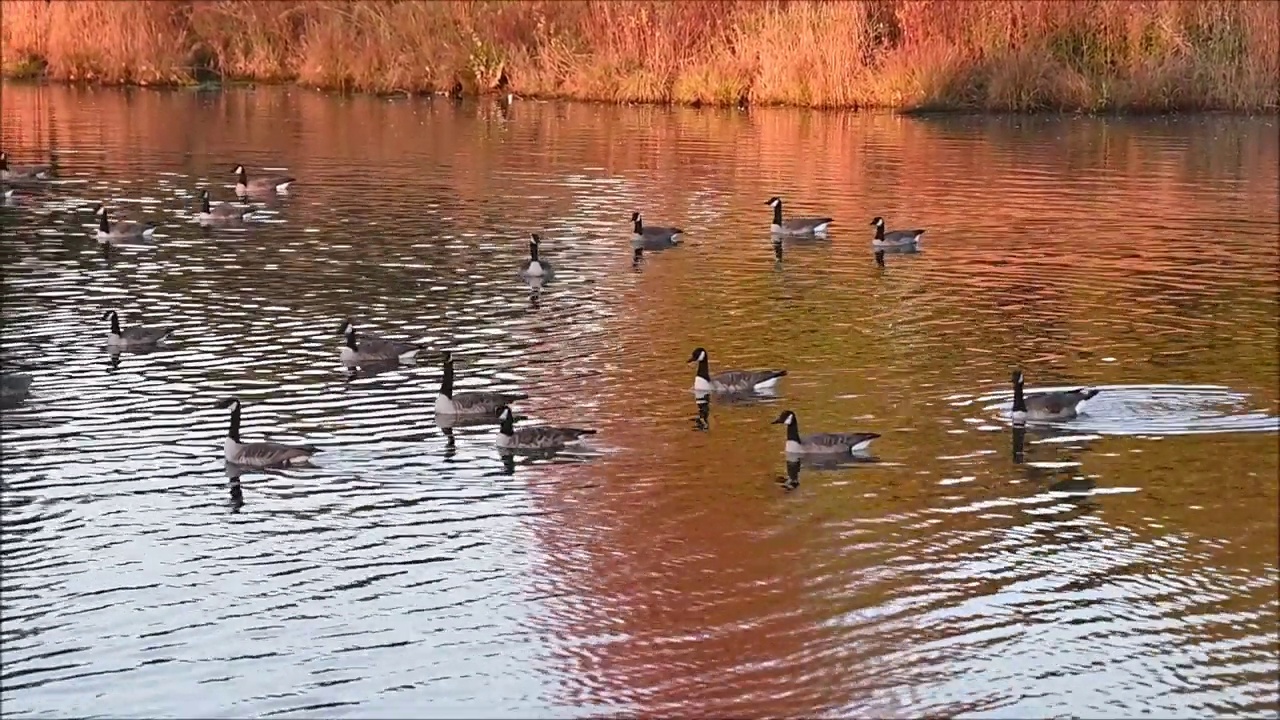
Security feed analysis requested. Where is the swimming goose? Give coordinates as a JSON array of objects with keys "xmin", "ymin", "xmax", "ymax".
[
  {"xmin": 495, "ymin": 405, "xmax": 596, "ymax": 451},
  {"xmin": 1, "ymin": 373, "xmax": 33, "ymax": 409},
  {"xmin": 767, "ymin": 196, "xmax": 833, "ymax": 236},
  {"xmin": 198, "ymin": 189, "xmax": 255, "ymax": 225},
  {"xmin": 870, "ymin": 216, "xmax": 925, "ymax": 249},
  {"xmin": 217, "ymin": 396, "xmax": 320, "ymax": 468},
  {"xmin": 339, "ymin": 321, "xmax": 423, "ymax": 368},
  {"xmin": 94, "ymin": 204, "xmax": 157, "ymax": 241},
  {"xmin": 519, "ymin": 233, "xmax": 553, "ymax": 278},
  {"xmin": 631, "ymin": 211, "xmax": 682, "ymax": 249},
  {"xmin": 0, "ymin": 151, "xmax": 52, "ymax": 181},
  {"xmin": 1010, "ymin": 369, "xmax": 1100, "ymax": 422},
  {"xmin": 772, "ymin": 410, "xmax": 880, "ymax": 456},
  {"xmin": 688, "ymin": 347, "xmax": 787, "ymax": 394},
  {"xmin": 434, "ymin": 351, "xmax": 528, "ymax": 418},
  {"xmin": 102, "ymin": 310, "xmax": 174, "ymax": 348},
  {"xmin": 233, "ymin": 164, "xmax": 296, "ymax": 198}
]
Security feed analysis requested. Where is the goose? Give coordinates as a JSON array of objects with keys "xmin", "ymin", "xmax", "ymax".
[
  {"xmin": 771, "ymin": 410, "xmax": 880, "ymax": 456},
  {"xmin": 233, "ymin": 164, "xmax": 295, "ymax": 198},
  {"xmin": 94, "ymin": 204, "xmax": 156, "ymax": 241},
  {"xmin": 631, "ymin": 211, "xmax": 682, "ymax": 249},
  {"xmin": 0, "ymin": 151, "xmax": 52, "ymax": 181},
  {"xmin": 519, "ymin": 233, "xmax": 553, "ymax": 278},
  {"xmin": 339, "ymin": 321, "xmax": 423, "ymax": 368},
  {"xmin": 217, "ymin": 396, "xmax": 320, "ymax": 468},
  {"xmin": 495, "ymin": 405, "xmax": 596, "ymax": 451},
  {"xmin": 198, "ymin": 189, "xmax": 255, "ymax": 225},
  {"xmin": 102, "ymin": 310, "xmax": 174, "ymax": 348},
  {"xmin": 1010, "ymin": 369, "xmax": 1100, "ymax": 422},
  {"xmin": 767, "ymin": 196, "xmax": 833, "ymax": 236},
  {"xmin": 688, "ymin": 347, "xmax": 787, "ymax": 394},
  {"xmin": 434, "ymin": 351, "xmax": 528, "ymax": 417},
  {"xmin": 1, "ymin": 373, "xmax": 33, "ymax": 409},
  {"xmin": 870, "ymin": 216, "xmax": 925, "ymax": 249}
]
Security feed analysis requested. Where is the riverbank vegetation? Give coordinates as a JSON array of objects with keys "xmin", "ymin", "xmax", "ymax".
[{"xmin": 1, "ymin": 0, "xmax": 1276, "ymax": 112}]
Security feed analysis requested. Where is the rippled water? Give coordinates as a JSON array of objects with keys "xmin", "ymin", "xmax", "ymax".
[{"xmin": 2, "ymin": 85, "xmax": 1278, "ymax": 718}]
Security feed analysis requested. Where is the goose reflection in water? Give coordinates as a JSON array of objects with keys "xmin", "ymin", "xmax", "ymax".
[
  {"xmin": 776, "ymin": 452, "xmax": 880, "ymax": 491},
  {"xmin": 693, "ymin": 394, "xmax": 710, "ymax": 431}
]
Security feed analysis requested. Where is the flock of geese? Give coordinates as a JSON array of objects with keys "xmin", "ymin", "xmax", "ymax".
[{"xmin": 0, "ymin": 152, "xmax": 1104, "ymax": 474}]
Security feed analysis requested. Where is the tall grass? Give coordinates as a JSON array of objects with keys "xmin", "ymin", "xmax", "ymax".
[{"xmin": 2, "ymin": 0, "xmax": 1277, "ymax": 112}]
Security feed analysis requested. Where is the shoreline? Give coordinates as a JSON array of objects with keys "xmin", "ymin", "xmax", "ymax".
[
  {"xmin": 3, "ymin": 1, "xmax": 1276, "ymax": 115},
  {"xmin": 4, "ymin": 77, "xmax": 1276, "ymax": 118}
]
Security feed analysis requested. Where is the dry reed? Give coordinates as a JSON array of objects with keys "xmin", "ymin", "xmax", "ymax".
[{"xmin": 2, "ymin": 0, "xmax": 1277, "ymax": 112}]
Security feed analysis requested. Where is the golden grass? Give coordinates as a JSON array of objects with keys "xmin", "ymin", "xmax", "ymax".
[{"xmin": 2, "ymin": 0, "xmax": 1277, "ymax": 112}]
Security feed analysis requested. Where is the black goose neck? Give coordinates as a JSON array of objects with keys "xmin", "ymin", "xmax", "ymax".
[
  {"xmin": 498, "ymin": 411, "xmax": 514, "ymax": 435},
  {"xmin": 227, "ymin": 402, "xmax": 241, "ymax": 442},
  {"xmin": 696, "ymin": 356, "xmax": 711, "ymax": 380},
  {"xmin": 99, "ymin": 211, "xmax": 110, "ymax": 233},
  {"xmin": 107, "ymin": 311, "xmax": 120, "ymax": 335},
  {"xmin": 237, "ymin": 167, "xmax": 248, "ymax": 184},
  {"xmin": 772, "ymin": 203, "xmax": 783, "ymax": 225},
  {"xmin": 201, "ymin": 193, "xmax": 211, "ymax": 213},
  {"xmin": 875, "ymin": 224, "xmax": 885, "ymax": 240},
  {"xmin": 345, "ymin": 331, "xmax": 357, "ymax": 350},
  {"xmin": 632, "ymin": 216, "xmax": 643, "ymax": 234},
  {"xmin": 786, "ymin": 418, "xmax": 802, "ymax": 442},
  {"xmin": 440, "ymin": 359, "xmax": 454, "ymax": 398},
  {"xmin": 1012, "ymin": 376, "xmax": 1026, "ymax": 412},
  {"xmin": 529, "ymin": 242, "xmax": 539, "ymax": 262}
]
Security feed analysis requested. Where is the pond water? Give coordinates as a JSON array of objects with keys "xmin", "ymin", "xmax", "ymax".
[{"xmin": 1, "ymin": 83, "xmax": 1277, "ymax": 718}]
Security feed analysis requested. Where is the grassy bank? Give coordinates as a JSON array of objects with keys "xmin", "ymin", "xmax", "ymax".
[{"xmin": 2, "ymin": 1, "xmax": 1277, "ymax": 112}]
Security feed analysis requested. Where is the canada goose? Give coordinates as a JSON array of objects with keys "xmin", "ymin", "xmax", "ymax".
[
  {"xmin": 631, "ymin": 211, "xmax": 682, "ymax": 249},
  {"xmin": 688, "ymin": 347, "xmax": 786, "ymax": 394},
  {"xmin": 94, "ymin": 204, "xmax": 156, "ymax": 241},
  {"xmin": 217, "ymin": 396, "xmax": 320, "ymax": 468},
  {"xmin": 771, "ymin": 410, "xmax": 880, "ymax": 456},
  {"xmin": 766, "ymin": 196, "xmax": 833, "ymax": 236},
  {"xmin": 495, "ymin": 405, "xmax": 596, "ymax": 451},
  {"xmin": 435, "ymin": 351, "xmax": 528, "ymax": 417},
  {"xmin": 1, "ymin": 373, "xmax": 33, "ymax": 409},
  {"xmin": 233, "ymin": 164, "xmax": 295, "ymax": 198},
  {"xmin": 198, "ymin": 189, "xmax": 255, "ymax": 225},
  {"xmin": 870, "ymin": 216, "xmax": 925, "ymax": 249},
  {"xmin": 102, "ymin": 310, "xmax": 174, "ymax": 348},
  {"xmin": 0, "ymin": 151, "xmax": 51, "ymax": 181},
  {"xmin": 519, "ymin": 233, "xmax": 553, "ymax": 278},
  {"xmin": 338, "ymin": 321, "xmax": 423, "ymax": 367},
  {"xmin": 1010, "ymin": 369, "xmax": 1100, "ymax": 422}
]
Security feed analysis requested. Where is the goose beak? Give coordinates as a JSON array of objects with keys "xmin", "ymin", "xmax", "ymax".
[{"xmin": 771, "ymin": 417, "xmax": 785, "ymax": 424}]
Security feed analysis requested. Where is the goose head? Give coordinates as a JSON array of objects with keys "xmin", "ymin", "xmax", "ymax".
[
  {"xmin": 93, "ymin": 203, "xmax": 107, "ymax": 217},
  {"xmin": 630, "ymin": 211, "xmax": 641, "ymax": 223},
  {"xmin": 771, "ymin": 410, "xmax": 797, "ymax": 426},
  {"xmin": 232, "ymin": 164, "xmax": 245, "ymax": 176},
  {"xmin": 765, "ymin": 196, "xmax": 782, "ymax": 207},
  {"xmin": 1011, "ymin": 369, "xmax": 1025, "ymax": 388},
  {"xmin": 870, "ymin": 216, "xmax": 885, "ymax": 227},
  {"xmin": 496, "ymin": 405, "xmax": 514, "ymax": 422},
  {"xmin": 201, "ymin": 189, "xmax": 211, "ymax": 200},
  {"xmin": 686, "ymin": 347, "xmax": 708, "ymax": 364},
  {"xmin": 337, "ymin": 318, "xmax": 354, "ymax": 335},
  {"xmin": 216, "ymin": 396, "xmax": 241, "ymax": 411}
]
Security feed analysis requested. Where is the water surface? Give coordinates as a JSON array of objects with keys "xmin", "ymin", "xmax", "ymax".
[{"xmin": 1, "ymin": 84, "xmax": 1278, "ymax": 718}]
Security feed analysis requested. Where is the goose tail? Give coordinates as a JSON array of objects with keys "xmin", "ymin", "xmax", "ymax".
[
  {"xmin": 1078, "ymin": 388, "xmax": 1101, "ymax": 402},
  {"xmin": 568, "ymin": 428, "xmax": 598, "ymax": 437}
]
